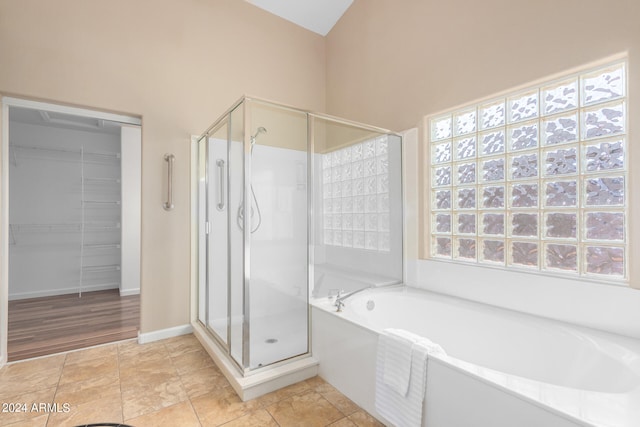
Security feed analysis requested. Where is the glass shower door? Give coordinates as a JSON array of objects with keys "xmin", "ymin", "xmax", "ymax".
[
  {"xmin": 198, "ymin": 121, "xmax": 230, "ymax": 346},
  {"xmin": 247, "ymin": 102, "xmax": 309, "ymax": 369}
]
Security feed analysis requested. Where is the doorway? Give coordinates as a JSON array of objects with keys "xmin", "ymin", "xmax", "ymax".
[{"xmin": 1, "ymin": 97, "xmax": 142, "ymax": 362}]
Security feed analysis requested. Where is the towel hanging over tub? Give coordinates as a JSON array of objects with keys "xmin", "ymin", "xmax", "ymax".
[{"xmin": 375, "ymin": 328, "xmax": 446, "ymax": 427}]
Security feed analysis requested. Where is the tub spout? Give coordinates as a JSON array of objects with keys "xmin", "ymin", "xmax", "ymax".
[{"xmin": 334, "ymin": 286, "xmax": 372, "ymax": 312}]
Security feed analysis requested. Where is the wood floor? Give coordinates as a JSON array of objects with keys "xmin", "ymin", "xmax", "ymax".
[{"xmin": 8, "ymin": 289, "xmax": 139, "ymax": 362}]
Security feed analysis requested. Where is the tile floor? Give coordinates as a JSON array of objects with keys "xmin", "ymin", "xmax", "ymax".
[{"xmin": 0, "ymin": 334, "xmax": 383, "ymax": 427}]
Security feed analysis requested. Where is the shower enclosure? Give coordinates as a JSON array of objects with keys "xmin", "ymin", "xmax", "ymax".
[{"xmin": 193, "ymin": 96, "xmax": 402, "ymax": 395}]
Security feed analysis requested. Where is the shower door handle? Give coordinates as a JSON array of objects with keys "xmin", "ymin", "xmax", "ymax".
[
  {"xmin": 216, "ymin": 159, "xmax": 225, "ymax": 211},
  {"xmin": 163, "ymin": 154, "xmax": 175, "ymax": 211}
]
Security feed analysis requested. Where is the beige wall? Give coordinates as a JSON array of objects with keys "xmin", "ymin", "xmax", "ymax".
[
  {"xmin": 326, "ymin": 0, "xmax": 640, "ymax": 288},
  {"xmin": 0, "ymin": 0, "xmax": 325, "ymax": 332},
  {"xmin": 326, "ymin": 0, "xmax": 639, "ymax": 131}
]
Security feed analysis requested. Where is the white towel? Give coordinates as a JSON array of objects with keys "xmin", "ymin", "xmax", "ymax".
[
  {"xmin": 383, "ymin": 331, "xmax": 418, "ymax": 396},
  {"xmin": 375, "ymin": 329, "xmax": 446, "ymax": 427}
]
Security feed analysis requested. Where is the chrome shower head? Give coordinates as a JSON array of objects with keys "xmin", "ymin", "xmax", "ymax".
[{"xmin": 252, "ymin": 127, "xmax": 267, "ymax": 141}]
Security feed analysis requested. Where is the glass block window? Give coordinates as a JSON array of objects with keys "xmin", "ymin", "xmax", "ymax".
[
  {"xmin": 322, "ymin": 136, "xmax": 391, "ymax": 252},
  {"xmin": 429, "ymin": 61, "xmax": 627, "ymax": 281}
]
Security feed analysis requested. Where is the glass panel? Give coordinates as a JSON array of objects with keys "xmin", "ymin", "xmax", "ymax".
[
  {"xmin": 434, "ymin": 213, "xmax": 451, "ymax": 233},
  {"xmin": 315, "ymin": 119, "xmax": 402, "ymax": 294},
  {"xmin": 544, "ymin": 147, "xmax": 577, "ymax": 176},
  {"xmin": 378, "ymin": 213, "xmax": 390, "ymax": 232},
  {"xmin": 432, "ymin": 142, "xmax": 452, "ymax": 164},
  {"xmin": 581, "ymin": 64, "xmax": 625, "ymax": 106},
  {"xmin": 364, "ymin": 139, "xmax": 376, "ymax": 158},
  {"xmin": 585, "ymin": 212, "xmax": 624, "ymax": 240},
  {"xmin": 457, "ymin": 162, "xmax": 476, "ymax": 185},
  {"xmin": 435, "ymin": 237, "xmax": 452, "ymax": 257},
  {"xmin": 198, "ymin": 139, "xmax": 207, "ymax": 327},
  {"xmin": 379, "ymin": 232, "xmax": 391, "ymax": 251},
  {"xmin": 482, "ymin": 186, "xmax": 504, "ymax": 208},
  {"xmin": 509, "ymin": 91, "xmax": 538, "ymax": 123},
  {"xmin": 585, "ymin": 177, "xmax": 624, "ymax": 206},
  {"xmin": 582, "ymin": 102, "xmax": 625, "ymax": 140},
  {"xmin": 458, "ymin": 188, "xmax": 476, "ymax": 209},
  {"xmin": 511, "ymin": 183, "xmax": 538, "ymax": 208},
  {"xmin": 511, "ymin": 242, "xmax": 538, "ymax": 267},
  {"xmin": 206, "ymin": 123, "xmax": 230, "ymax": 344},
  {"xmin": 545, "ymin": 180, "xmax": 577, "ymax": 207},
  {"xmin": 433, "ymin": 166, "xmax": 451, "ymax": 187},
  {"xmin": 542, "ymin": 79, "xmax": 578, "ymax": 115},
  {"xmin": 509, "ymin": 122, "xmax": 538, "ymax": 151},
  {"xmin": 545, "ymin": 213, "xmax": 576, "ymax": 238},
  {"xmin": 482, "ymin": 240, "xmax": 505, "ymax": 263},
  {"xmin": 431, "ymin": 115, "xmax": 452, "ymax": 141},
  {"xmin": 228, "ymin": 105, "xmax": 244, "ymax": 366},
  {"xmin": 511, "ymin": 213, "xmax": 538, "ymax": 237},
  {"xmin": 365, "ymin": 231, "xmax": 378, "ymax": 250},
  {"xmin": 482, "ymin": 213, "xmax": 504, "ymax": 235},
  {"xmin": 511, "ymin": 153, "xmax": 538, "ymax": 179},
  {"xmin": 454, "ymin": 109, "xmax": 477, "ymax": 136},
  {"xmin": 584, "ymin": 139, "xmax": 624, "ymax": 171},
  {"xmin": 455, "ymin": 136, "xmax": 476, "ymax": 160},
  {"xmin": 480, "ymin": 100, "xmax": 506, "ymax": 129},
  {"xmin": 586, "ymin": 246, "xmax": 624, "ymax": 276},
  {"xmin": 482, "ymin": 158, "xmax": 505, "ymax": 182},
  {"xmin": 428, "ymin": 62, "xmax": 627, "ymax": 280},
  {"xmin": 546, "ymin": 244, "xmax": 577, "ymax": 271},
  {"xmin": 365, "ymin": 195, "xmax": 377, "ymax": 213},
  {"xmin": 376, "ymin": 136, "xmax": 389, "ymax": 156},
  {"xmin": 456, "ymin": 238, "xmax": 476, "ymax": 260},
  {"xmin": 378, "ymin": 193, "xmax": 390, "ymax": 212},
  {"xmin": 248, "ymin": 101, "xmax": 308, "ymax": 369},
  {"xmin": 542, "ymin": 113, "xmax": 578, "ymax": 145},
  {"xmin": 434, "ymin": 190, "xmax": 451, "ymax": 210},
  {"xmin": 480, "ymin": 130, "xmax": 505, "ymax": 156},
  {"xmin": 457, "ymin": 213, "xmax": 476, "ymax": 234}
]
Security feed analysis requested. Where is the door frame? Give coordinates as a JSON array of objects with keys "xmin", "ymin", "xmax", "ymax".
[{"xmin": 0, "ymin": 96, "xmax": 141, "ymax": 365}]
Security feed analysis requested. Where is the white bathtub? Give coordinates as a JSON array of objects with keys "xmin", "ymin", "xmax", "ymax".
[{"xmin": 311, "ymin": 286, "xmax": 640, "ymax": 427}]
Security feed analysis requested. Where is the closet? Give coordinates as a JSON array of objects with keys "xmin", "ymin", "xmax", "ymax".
[
  {"xmin": 9, "ymin": 107, "xmax": 131, "ymax": 297},
  {"xmin": 5, "ymin": 102, "xmax": 141, "ymax": 360}
]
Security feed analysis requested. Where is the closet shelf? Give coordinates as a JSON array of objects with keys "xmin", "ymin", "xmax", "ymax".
[
  {"xmin": 9, "ymin": 222, "xmax": 120, "ymax": 245},
  {"xmin": 83, "ymin": 177, "xmax": 121, "ymax": 184},
  {"xmin": 82, "ymin": 264, "xmax": 121, "ymax": 272},
  {"xmin": 82, "ymin": 200, "xmax": 121, "ymax": 205},
  {"xmin": 10, "ymin": 143, "xmax": 120, "ymax": 165},
  {"xmin": 83, "ymin": 243, "xmax": 121, "ymax": 249}
]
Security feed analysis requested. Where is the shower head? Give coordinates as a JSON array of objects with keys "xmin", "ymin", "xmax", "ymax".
[{"xmin": 252, "ymin": 127, "xmax": 267, "ymax": 141}]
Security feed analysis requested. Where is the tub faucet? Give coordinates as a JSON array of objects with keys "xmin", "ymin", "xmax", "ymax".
[{"xmin": 334, "ymin": 286, "xmax": 372, "ymax": 312}]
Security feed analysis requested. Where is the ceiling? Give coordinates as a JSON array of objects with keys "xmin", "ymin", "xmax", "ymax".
[{"xmin": 246, "ymin": 0, "xmax": 353, "ymax": 36}]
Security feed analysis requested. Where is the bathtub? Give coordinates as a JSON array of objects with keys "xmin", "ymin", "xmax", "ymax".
[{"xmin": 311, "ymin": 286, "xmax": 640, "ymax": 427}]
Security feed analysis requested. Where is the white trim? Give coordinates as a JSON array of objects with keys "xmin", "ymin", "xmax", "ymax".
[
  {"xmin": 190, "ymin": 136, "xmax": 199, "ymax": 325},
  {"xmin": 9, "ymin": 283, "xmax": 120, "ymax": 301},
  {"xmin": 2, "ymin": 97, "xmax": 141, "ymax": 126},
  {"xmin": 119, "ymin": 288, "xmax": 140, "ymax": 297},
  {"xmin": 137, "ymin": 324, "xmax": 193, "ymax": 344},
  {"xmin": 0, "ymin": 102, "xmax": 9, "ymax": 366},
  {"xmin": 193, "ymin": 322, "xmax": 318, "ymax": 401}
]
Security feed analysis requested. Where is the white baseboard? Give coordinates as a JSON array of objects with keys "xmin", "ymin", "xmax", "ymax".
[
  {"xmin": 137, "ymin": 324, "xmax": 193, "ymax": 344},
  {"xmin": 119, "ymin": 288, "xmax": 140, "ymax": 297},
  {"xmin": 8, "ymin": 283, "xmax": 119, "ymax": 300}
]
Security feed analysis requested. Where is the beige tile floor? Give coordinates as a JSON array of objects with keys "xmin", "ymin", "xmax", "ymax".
[{"xmin": 0, "ymin": 334, "xmax": 383, "ymax": 427}]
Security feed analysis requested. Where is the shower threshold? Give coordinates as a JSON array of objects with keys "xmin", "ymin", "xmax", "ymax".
[{"xmin": 192, "ymin": 322, "xmax": 318, "ymax": 401}]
